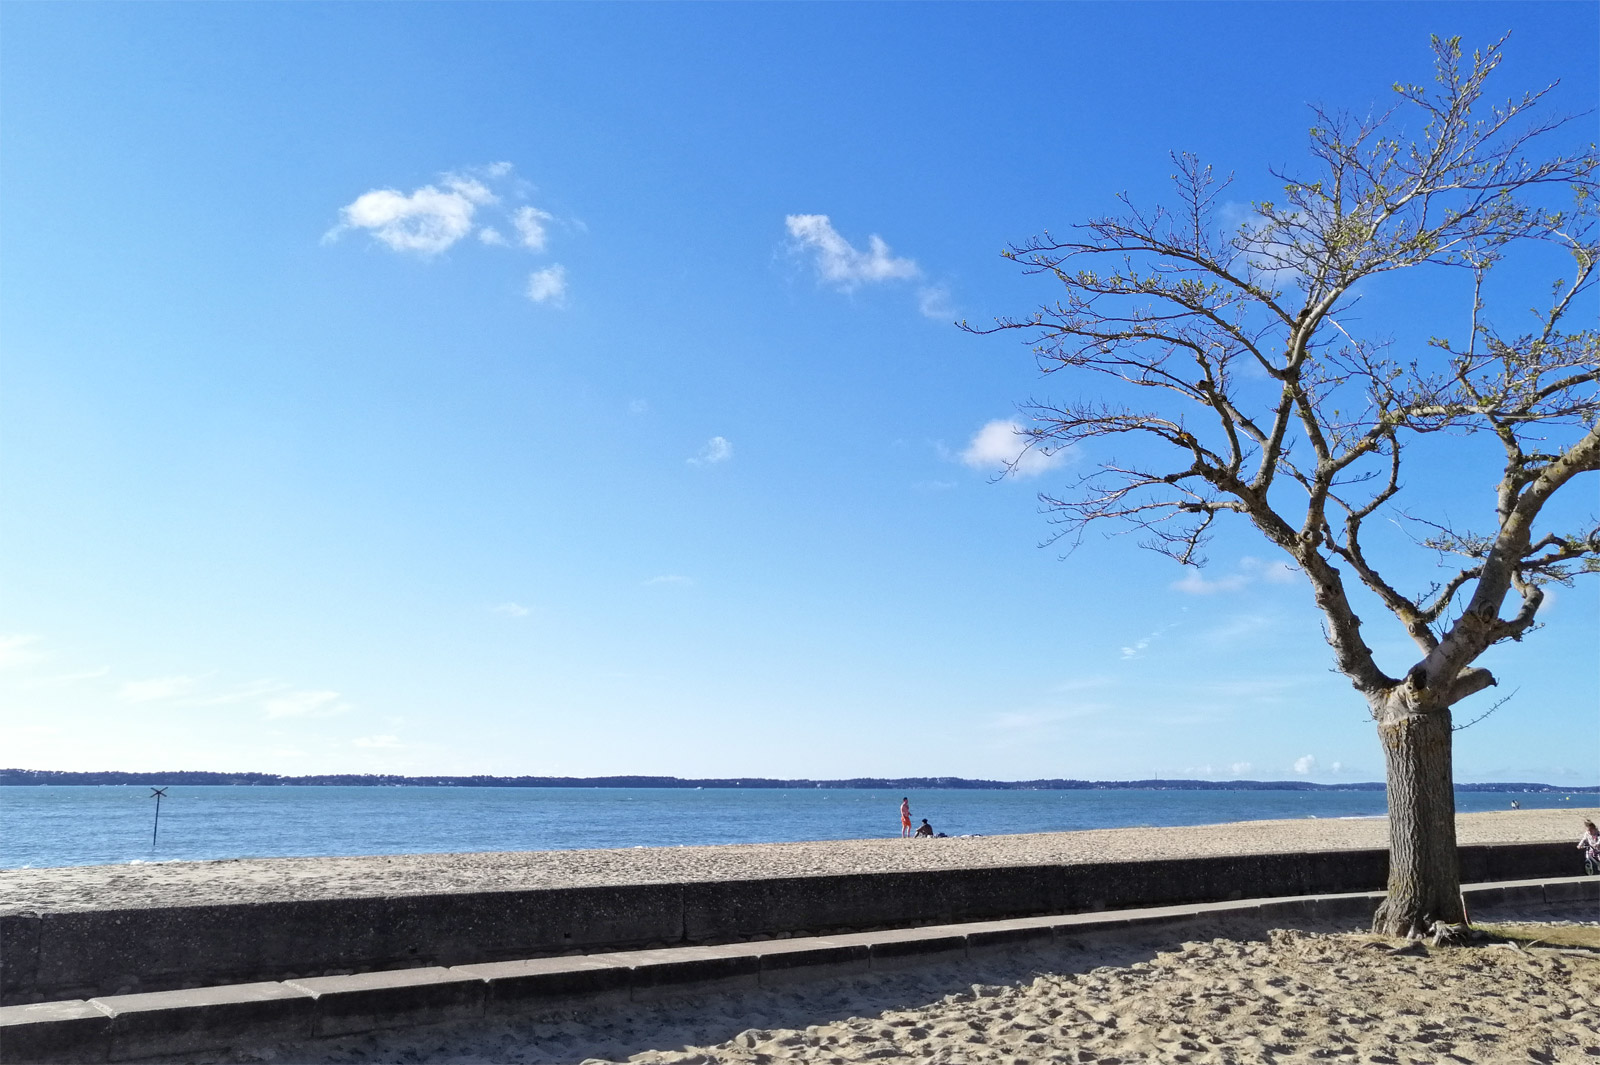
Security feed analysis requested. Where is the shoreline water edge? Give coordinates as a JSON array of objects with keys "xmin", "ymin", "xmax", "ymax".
[
  {"xmin": 2, "ymin": 808, "xmax": 1592, "ymax": 913},
  {"xmin": 6, "ymin": 785, "xmax": 1598, "ymax": 870},
  {"xmin": 2, "ymin": 810, "xmax": 1595, "ymax": 1064}
]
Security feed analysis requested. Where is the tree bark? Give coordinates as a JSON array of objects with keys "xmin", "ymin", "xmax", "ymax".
[{"xmin": 1372, "ymin": 700, "xmax": 1465, "ymax": 936}]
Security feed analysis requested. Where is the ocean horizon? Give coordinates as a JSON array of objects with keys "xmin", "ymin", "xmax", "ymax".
[{"xmin": 4, "ymin": 784, "xmax": 1593, "ymax": 870}]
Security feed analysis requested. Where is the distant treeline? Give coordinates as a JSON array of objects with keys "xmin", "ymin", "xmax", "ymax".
[{"xmin": 2, "ymin": 769, "xmax": 1594, "ymax": 792}]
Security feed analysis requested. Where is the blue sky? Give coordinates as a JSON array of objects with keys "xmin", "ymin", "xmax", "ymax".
[{"xmin": 2, "ymin": 3, "xmax": 1595, "ymax": 784}]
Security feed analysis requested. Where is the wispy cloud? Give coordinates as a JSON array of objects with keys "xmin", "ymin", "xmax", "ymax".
[
  {"xmin": 990, "ymin": 706, "xmax": 1103, "ymax": 731},
  {"xmin": 1171, "ymin": 571, "xmax": 1250, "ymax": 595},
  {"xmin": 492, "ymin": 602, "xmax": 530, "ymax": 618},
  {"xmin": 1052, "ymin": 676, "xmax": 1114, "ymax": 693},
  {"xmin": 19, "ymin": 666, "xmax": 111, "ymax": 689},
  {"xmin": 917, "ymin": 284, "xmax": 955, "ymax": 320},
  {"xmin": 526, "ymin": 264, "xmax": 567, "ymax": 305},
  {"xmin": 1230, "ymin": 761, "xmax": 1253, "ymax": 776},
  {"xmin": 117, "ymin": 675, "xmax": 199, "ymax": 703},
  {"xmin": 1120, "ymin": 622, "xmax": 1178, "ymax": 661},
  {"xmin": 181, "ymin": 680, "xmax": 287, "ymax": 706},
  {"xmin": 1172, "ymin": 555, "xmax": 1299, "ymax": 595},
  {"xmin": 959, "ymin": 420, "xmax": 1067, "ymax": 478},
  {"xmin": 688, "ymin": 436, "xmax": 732, "ymax": 465},
  {"xmin": 1192, "ymin": 677, "xmax": 1303, "ymax": 702},
  {"xmin": 263, "ymin": 689, "xmax": 351, "ymax": 720},
  {"xmin": 645, "ymin": 575, "xmax": 693, "ymax": 587},
  {"xmin": 1121, "ymin": 636, "xmax": 1154, "ymax": 661},
  {"xmin": 1201, "ymin": 613, "xmax": 1275, "ymax": 647},
  {"xmin": 628, "ymin": 399, "xmax": 650, "ymax": 415},
  {"xmin": 785, "ymin": 214, "xmax": 919, "ymax": 290},
  {"xmin": 353, "ymin": 734, "xmax": 403, "ymax": 749},
  {"xmin": 513, "ymin": 206, "xmax": 553, "ymax": 251},
  {"xmin": 0, "ymin": 634, "xmax": 42, "ymax": 670}
]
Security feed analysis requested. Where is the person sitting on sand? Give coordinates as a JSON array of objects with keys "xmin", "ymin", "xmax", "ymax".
[
  {"xmin": 915, "ymin": 818, "xmax": 934, "ymax": 838},
  {"xmin": 1580, "ymin": 819, "xmax": 1600, "ymax": 874}
]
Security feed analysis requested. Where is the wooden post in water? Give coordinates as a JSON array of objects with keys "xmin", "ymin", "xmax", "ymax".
[{"xmin": 150, "ymin": 787, "xmax": 168, "ymax": 848}]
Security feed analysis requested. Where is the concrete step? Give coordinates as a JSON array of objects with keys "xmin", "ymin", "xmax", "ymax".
[{"xmin": 3, "ymin": 875, "xmax": 1594, "ymax": 1065}]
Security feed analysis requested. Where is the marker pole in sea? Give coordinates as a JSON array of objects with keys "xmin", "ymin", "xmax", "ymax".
[{"xmin": 150, "ymin": 787, "xmax": 168, "ymax": 848}]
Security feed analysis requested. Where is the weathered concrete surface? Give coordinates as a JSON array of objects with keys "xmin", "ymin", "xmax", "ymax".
[
  {"xmin": 98, "ymin": 981, "xmax": 313, "ymax": 1063},
  {"xmin": 1, "ymin": 876, "xmax": 1594, "ymax": 1065},
  {"xmin": 0, "ymin": 842, "xmax": 1576, "ymax": 1005},
  {"xmin": 285, "ymin": 967, "xmax": 486, "ymax": 1037},
  {"xmin": 0, "ymin": 999, "xmax": 111, "ymax": 1065}
]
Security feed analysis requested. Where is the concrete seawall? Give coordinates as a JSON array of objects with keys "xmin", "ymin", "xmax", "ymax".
[{"xmin": 0, "ymin": 841, "xmax": 1572, "ymax": 1005}]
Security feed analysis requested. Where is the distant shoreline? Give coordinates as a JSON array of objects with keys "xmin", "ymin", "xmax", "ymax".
[{"xmin": 3, "ymin": 768, "xmax": 1595, "ymax": 792}]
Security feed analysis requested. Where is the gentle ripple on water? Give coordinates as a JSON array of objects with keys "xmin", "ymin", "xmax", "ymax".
[{"xmin": 0, "ymin": 785, "xmax": 1586, "ymax": 868}]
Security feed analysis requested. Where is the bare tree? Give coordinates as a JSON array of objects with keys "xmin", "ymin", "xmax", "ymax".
[{"xmin": 973, "ymin": 36, "xmax": 1598, "ymax": 939}]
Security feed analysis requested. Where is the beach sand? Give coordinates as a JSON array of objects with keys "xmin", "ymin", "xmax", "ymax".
[
  {"xmin": 2, "ymin": 807, "xmax": 1591, "ymax": 914},
  {"xmin": 206, "ymin": 911, "xmax": 1599, "ymax": 1065},
  {"xmin": 8, "ymin": 809, "xmax": 1595, "ymax": 1063}
]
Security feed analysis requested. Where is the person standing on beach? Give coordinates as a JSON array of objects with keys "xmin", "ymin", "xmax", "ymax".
[{"xmin": 900, "ymin": 797, "xmax": 912, "ymax": 838}]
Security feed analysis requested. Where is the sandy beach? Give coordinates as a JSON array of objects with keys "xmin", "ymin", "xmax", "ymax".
[
  {"xmin": 201, "ymin": 909, "xmax": 1599, "ymax": 1065},
  {"xmin": 2, "ymin": 807, "xmax": 1591, "ymax": 914},
  {"xmin": 6, "ymin": 808, "xmax": 1596, "ymax": 1063}
]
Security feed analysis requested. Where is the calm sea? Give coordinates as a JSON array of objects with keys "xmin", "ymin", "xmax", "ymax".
[{"xmin": 0, "ymin": 786, "xmax": 1587, "ymax": 869}]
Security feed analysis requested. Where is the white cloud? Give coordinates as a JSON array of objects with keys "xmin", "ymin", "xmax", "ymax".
[
  {"xmin": 688, "ymin": 436, "xmax": 732, "ymax": 465},
  {"xmin": 117, "ymin": 675, "xmax": 198, "ymax": 703},
  {"xmin": 1171, "ymin": 571, "xmax": 1250, "ymax": 595},
  {"xmin": 263, "ymin": 689, "xmax": 350, "ymax": 719},
  {"xmin": 1293, "ymin": 754, "xmax": 1316, "ymax": 775},
  {"xmin": 513, "ymin": 206, "xmax": 554, "ymax": 251},
  {"xmin": 1331, "ymin": 760, "xmax": 1343, "ymax": 773},
  {"xmin": 326, "ymin": 164, "xmax": 567, "ymax": 285},
  {"xmin": 785, "ymin": 214, "xmax": 920, "ymax": 290},
  {"xmin": 960, "ymin": 419, "xmax": 1066, "ymax": 478},
  {"xmin": 1230, "ymin": 761, "xmax": 1253, "ymax": 776},
  {"xmin": 353, "ymin": 734, "xmax": 403, "ymax": 749},
  {"xmin": 645, "ymin": 575, "xmax": 693, "ymax": 587},
  {"xmin": 629, "ymin": 399, "xmax": 650, "ymax": 415},
  {"xmin": 327, "ymin": 173, "xmax": 496, "ymax": 255},
  {"xmin": 526, "ymin": 265, "xmax": 568, "ymax": 305},
  {"xmin": 0, "ymin": 634, "xmax": 42, "ymax": 669},
  {"xmin": 1240, "ymin": 556, "xmax": 1299, "ymax": 584},
  {"xmin": 1173, "ymin": 555, "xmax": 1300, "ymax": 595},
  {"xmin": 492, "ymin": 602, "xmax": 530, "ymax": 618},
  {"xmin": 917, "ymin": 285, "xmax": 955, "ymax": 320}
]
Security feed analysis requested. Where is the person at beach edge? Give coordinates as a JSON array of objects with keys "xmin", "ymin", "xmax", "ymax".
[
  {"xmin": 1580, "ymin": 818, "xmax": 1600, "ymax": 874},
  {"xmin": 900, "ymin": 797, "xmax": 912, "ymax": 839}
]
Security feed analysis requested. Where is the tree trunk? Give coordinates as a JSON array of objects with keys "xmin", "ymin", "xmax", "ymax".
[{"xmin": 1372, "ymin": 702, "xmax": 1465, "ymax": 936}]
